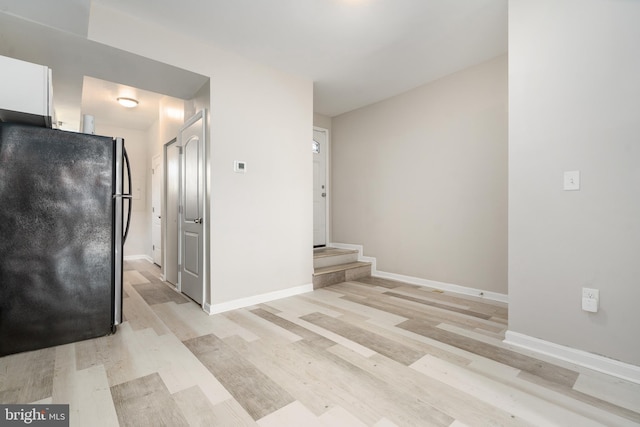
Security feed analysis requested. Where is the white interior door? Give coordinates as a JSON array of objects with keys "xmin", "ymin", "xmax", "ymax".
[
  {"xmin": 164, "ymin": 139, "xmax": 179, "ymax": 285},
  {"xmin": 179, "ymin": 111, "xmax": 206, "ymax": 304},
  {"xmin": 313, "ymin": 128, "xmax": 328, "ymax": 247},
  {"xmin": 151, "ymin": 154, "xmax": 162, "ymax": 266}
]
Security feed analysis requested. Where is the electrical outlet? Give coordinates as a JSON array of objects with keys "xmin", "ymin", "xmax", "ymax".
[{"xmin": 582, "ymin": 287, "xmax": 599, "ymax": 313}]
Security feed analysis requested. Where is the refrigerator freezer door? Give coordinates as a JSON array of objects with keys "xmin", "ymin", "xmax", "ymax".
[
  {"xmin": 0, "ymin": 123, "xmax": 118, "ymax": 356},
  {"xmin": 113, "ymin": 137, "xmax": 128, "ymax": 326}
]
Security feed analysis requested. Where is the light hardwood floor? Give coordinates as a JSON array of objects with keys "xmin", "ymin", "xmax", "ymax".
[{"xmin": 1, "ymin": 260, "xmax": 639, "ymax": 426}]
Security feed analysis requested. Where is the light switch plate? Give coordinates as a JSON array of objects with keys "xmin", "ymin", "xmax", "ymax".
[{"xmin": 564, "ymin": 171, "xmax": 580, "ymax": 190}]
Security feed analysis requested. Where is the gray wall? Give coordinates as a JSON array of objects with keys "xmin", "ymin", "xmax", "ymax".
[
  {"xmin": 509, "ymin": 0, "xmax": 640, "ymax": 366},
  {"xmin": 313, "ymin": 113, "xmax": 332, "ymax": 131},
  {"xmin": 332, "ymin": 55, "xmax": 508, "ymax": 294}
]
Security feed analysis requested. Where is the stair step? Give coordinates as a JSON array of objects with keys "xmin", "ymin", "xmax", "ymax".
[
  {"xmin": 313, "ymin": 247, "xmax": 358, "ymax": 258},
  {"xmin": 313, "ymin": 247, "xmax": 359, "ymax": 269},
  {"xmin": 313, "ymin": 261, "xmax": 371, "ymax": 289}
]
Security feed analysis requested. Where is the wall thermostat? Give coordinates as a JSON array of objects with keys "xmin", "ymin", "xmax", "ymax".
[{"xmin": 234, "ymin": 160, "xmax": 246, "ymax": 173}]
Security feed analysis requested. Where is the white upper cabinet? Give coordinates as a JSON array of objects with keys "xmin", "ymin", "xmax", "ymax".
[{"xmin": 0, "ymin": 55, "xmax": 53, "ymax": 128}]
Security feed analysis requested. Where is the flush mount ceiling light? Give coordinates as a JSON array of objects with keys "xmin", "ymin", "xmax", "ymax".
[{"xmin": 117, "ymin": 97, "xmax": 138, "ymax": 108}]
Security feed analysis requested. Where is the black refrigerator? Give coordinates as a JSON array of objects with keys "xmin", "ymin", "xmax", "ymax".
[{"xmin": 0, "ymin": 122, "xmax": 131, "ymax": 357}]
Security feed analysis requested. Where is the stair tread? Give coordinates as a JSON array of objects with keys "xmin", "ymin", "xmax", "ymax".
[
  {"xmin": 313, "ymin": 247, "xmax": 359, "ymax": 259},
  {"xmin": 313, "ymin": 261, "xmax": 371, "ymax": 276}
]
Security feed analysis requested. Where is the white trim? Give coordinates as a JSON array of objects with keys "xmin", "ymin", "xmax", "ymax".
[
  {"xmin": 203, "ymin": 302, "xmax": 213, "ymax": 314},
  {"xmin": 330, "ymin": 242, "xmax": 506, "ymax": 303},
  {"xmin": 504, "ymin": 331, "xmax": 640, "ymax": 384},
  {"xmin": 163, "ymin": 137, "xmax": 180, "ymax": 291},
  {"xmin": 204, "ymin": 284, "xmax": 314, "ymax": 315},
  {"xmin": 124, "ymin": 254, "xmax": 154, "ymax": 263},
  {"xmin": 151, "ymin": 153, "xmax": 163, "ymax": 268},
  {"xmin": 375, "ymin": 271, "xmax": 508, "ymax": 303}
]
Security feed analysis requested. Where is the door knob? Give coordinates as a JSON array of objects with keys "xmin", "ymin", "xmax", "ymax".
[
  {"xmin": 321, "ymin": 193, "xmax": 326, "ymax": 197},
  {"xmin": 193, "ymin": 218, "xmax": 202, "ymax": 224}
]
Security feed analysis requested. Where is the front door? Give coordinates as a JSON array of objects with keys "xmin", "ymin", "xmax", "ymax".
[
  {"xmin": 178, "ymin": 111, "xmax": 206, "ymax": 304},
  {"xmin": 313, "ymin": 128, "xmax": 328, "ymax": 247}
]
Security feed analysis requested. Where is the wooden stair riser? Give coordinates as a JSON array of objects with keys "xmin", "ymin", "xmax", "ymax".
[
  {"xmin": 313, "ymin": 252, "xmax": 359, "ymax": 269},
  {"xmin": 313, "ymin": 263, "xmax": 371, "ymax": 289}
]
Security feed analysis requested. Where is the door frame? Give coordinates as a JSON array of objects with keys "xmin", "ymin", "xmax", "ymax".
[
  {"xmin": 162, "ymin": 138, "xmax": 178, "ymax": 285},
  {"xmin": 151, "ymin": 153, "xmax": 162, "ymax": 267},
  {"xmin": 161, "ymin": 110, "xmax": 209, "ymax": 312},
  {"xmin": 313, "ymin": 126, "xmax": 330, "ymax": 247}
]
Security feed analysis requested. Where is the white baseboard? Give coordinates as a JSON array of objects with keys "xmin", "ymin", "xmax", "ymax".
[
  {"xmin": 374, "ymin": 270, "xmax": 508, "ymax": 303},
  {"xmin": 203, "ymin": 302, "xmax": 213, "ymax": 315},
  {"xmin": 204, "ymin": 283, "xmax": 314, "ymax": 315},
  {"xmin": 330, "ymin": 242, "xmax": 507, "ymax": 303},
  {"xmin": 504, "ymin": 331, "xmax": 640, "ymax": 384},
  {"xmin": 124, "ymin": 254, "xmax": 154, "ymax": 263}
]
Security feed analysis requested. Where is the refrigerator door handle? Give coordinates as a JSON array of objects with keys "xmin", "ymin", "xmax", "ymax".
[
  {"xmin": 113, "ymin": 137, "xmax": 125, "ymax": 326},
  {"xmin": 122, "ymin": 147, "xmax": 133, "ymax": 244}
]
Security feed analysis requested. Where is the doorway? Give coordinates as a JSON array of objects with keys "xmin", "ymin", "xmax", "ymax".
[
  {"xmin": 163, "ymin": 138, "xmax": 179, "ymax": 285},
  {"xmin": 313, "ymin": 127, "xmax": 329, "ymax": 247},
  {"xmin": 163, "ymin": 111, "xmax": 207, "ymax": 306},
  {"xmin": 178, "ymin": 110, "xmax": 206, "ymax": 304}
]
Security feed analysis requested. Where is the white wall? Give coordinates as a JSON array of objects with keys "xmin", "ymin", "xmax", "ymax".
[
  {"xmin": 313, "ymin": 113, "xmax": 332, "ymax": 131},
  {"xmin": 331, "ymin": 55, "xmax": 508, "ymax": 294},
  {"xmin": 185, "ymin": 80, "xmax": 210, "ymax": 124},
  {"xmin": 155, "ymin": 96, "xmax": 185, "ymax": 157},
  {"xmin": 89, "ymin": 4, "xmax": 313, "ymax": 308},
  {"xmin": 509, "ymin": 0, "xmax": 640, "ymax": 366},
  {"xmin": 94, "ymin": 123, "xmax": 149, "ymax": 258},
  {"xmin": 0, "ymin": 0, "xmax": 91, "ymax": 37}
]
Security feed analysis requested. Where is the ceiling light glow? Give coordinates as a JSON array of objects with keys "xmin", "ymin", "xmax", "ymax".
[{"xmin": 117, "ymin": 97, "xmax": 138, "ymax": 108}]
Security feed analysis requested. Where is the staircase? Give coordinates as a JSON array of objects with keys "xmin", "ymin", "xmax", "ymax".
[{"xmin": 313, "ymin": 247, "xmax": 372, "ymax": 289}]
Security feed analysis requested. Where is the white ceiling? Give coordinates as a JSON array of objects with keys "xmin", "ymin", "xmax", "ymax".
[
  {"xmin": 0, "ymin": 9, "xmax": 208, "ymax": 131},
  {"xmin": 94, "ymin": 0, "xmax": 508, "ymax": 117},
  {"xmin": 81, "ymin": 77, "xmax": 165, "ymax": 130},
  {"xmin": 0, "ymin": 0, "xmax": 507, "ymax": 128}
]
